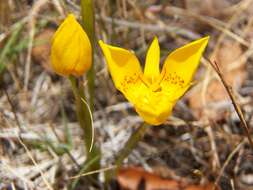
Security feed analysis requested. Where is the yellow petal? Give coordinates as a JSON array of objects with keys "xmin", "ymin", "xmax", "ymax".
[
  {"xmin": 98, "ymin": 40, "xmax": 142, "ymax": 92},
  {"xmin": 99, "ymin": 37, "xmax": 209, "ymax": 126},
  {"xmin": 144, "ymin": 37, "xmax": 160, "ymax": 83},
  {"xmin": 134, "ymin": 89, "xmax": 176, "ymax": 125},
  {"xmin": 110, "ymin": 75, "xmax": 175, "ymax": 125},
  {"xmin": 160, "ymin": 36, "xmax": 209, "ymax": 100},
  {"xmin": 51, "ymin": 14, "xmax": 91, "ymax": 76},
  {"xmin": 99, "ymin": 40, "xmax": 172, "ymax": 125}
]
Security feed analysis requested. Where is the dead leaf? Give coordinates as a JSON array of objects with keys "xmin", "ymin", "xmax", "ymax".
[
  {"xmin": 117, "ymin": 167, "xmax": 218, "ymax": 190},
  {"xmin": 185, "ymin": 184, "xmax": 218, "ymax": 190},
  {"xmin": 117, "ymin": 167, "xmax": 180, "ymax": 190},
  {"xmin": 32, "ymin": 28, "xmax": 55, "ymax": 73}
]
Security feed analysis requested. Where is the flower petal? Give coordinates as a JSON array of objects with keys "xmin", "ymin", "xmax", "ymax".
[
  {"xmin": 144, "ymin": 37, "xmax": 160, "ymax": 83},
  {"xmin": 99, "ymin": 40, "xmax": 142, "ymax": 92},
  {"xmin": 160, "ymin": 36, "xmax": 209, "ymax": 100},
  {"xmin": 99, "ymin": 40, "xmax": 173, "ymax": 125},
  {"xmin": 134, "ymin": 90, "xmax": 175, "ymax": 125}
]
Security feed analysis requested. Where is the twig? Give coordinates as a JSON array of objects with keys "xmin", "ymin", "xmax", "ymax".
[
  {"xmin": 2, "ymin": 161, "xmax": 34, "ymax": 187},
  {"xmin": 3, "ymin": 87, "xmax": 54, "ymax": 190},
  {"xmin": 64, "ymin": 1, "xmax": 201, "ymax": 40},
  {"xmin": 17, "ymin": 136, "xmax": 54, "ymax": 190},
  {"xmin": 3, "ymin": 89, "xmax": 22, "ymax": 132},
  {"xmin": 69, "ymin": 165, "xmax": 116, "ymax": 179},
  {"xmin": 24, "ymin": 0, "xmax": 49, "ymax": 91},
  {"xmin": 205, "ymin": 125, "xmax": 220, "ymax": 170},
  {"xmin": 11, "ymin": 183, "xmax": 17, "ymax": 190},
  {"xmin": 213, "ymin": 140, "xmax": 245, "ymax": 190},
  {"xmin": 207, "ymin": 59, "xmax": 253, "ymax": 149},
  {"xmin": 97, "ymin": 15, "xmax": 200, "ymax": 40},
  {"xmin": 49, "ymin": 123, "xmax": 81, "ymax": 169},
  {"xmin": 52, "ymin": 0, "xmax": 65, "ymax": 17},
  {"xmin": 164, "ymin": 6, "xmax": 249, "ymax": 47}
]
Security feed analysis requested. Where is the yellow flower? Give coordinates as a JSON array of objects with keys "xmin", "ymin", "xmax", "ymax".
[
  {"xmin": 51, "ymin": 14, "xmax": 91, "ymax": 76},
  {"xmin": 99, "ymin": 37, "xmax": 209, "ymax": 125}
]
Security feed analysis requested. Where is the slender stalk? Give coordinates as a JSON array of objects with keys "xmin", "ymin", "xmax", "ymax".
[
  {"xmin": 69, "ymin": 75, "xmax": 93, "ymax": 152},
  {"xmin": 3, "ymin": 87, "xmax": 53, "ymax": 190},
  {"xmin": 72, "ymin": 1, "xmax": 100, "ymax": 185},
  {"xmin": 115, "ymin": 122, "xmax": 149, "ymax": 168},
  {"xmin": 207, "ymin": 59, "xmax": 253, "ymax": 149},
  {"xmin": 70, "ymin": 154, "xmax": 100, "ymax": 190},
  {"xmin": 105, "ymin": 122, "xmax": 149, "ymax": 183},
  {"xmin": 0, "ymin": 22, "xmax": 23, "ymax": 73},
  {"xmin": 80, "ymin": 0, "xmax": 95, "ymax": 112},
  {"xmin": 69, "ymin": 75, "xmax": 100, "ymax": 185}
]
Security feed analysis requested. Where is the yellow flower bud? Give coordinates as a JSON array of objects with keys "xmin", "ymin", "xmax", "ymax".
[{"xmin": 50, "ymin": 14, "xmax": 92, "ymax": 76}]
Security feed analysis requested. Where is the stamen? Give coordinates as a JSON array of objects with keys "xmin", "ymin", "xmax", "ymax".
[
  {"xmin": 139, "ymin": 74, "xmax": 151, "ymax": 88},
  {"xmin": 161, "ymin": 69, "xmax": 185, "ymax": 88},
  {"xmin": 150, "ymin": 83, "xmax": 162, "ymax": 92},
  {"xmin": 140, "ymin": 74, "xmax": 162, "ymax": 92},
  {"xmin": 120, "ymin": 73, "xmax": 139, "ymax": 92}
]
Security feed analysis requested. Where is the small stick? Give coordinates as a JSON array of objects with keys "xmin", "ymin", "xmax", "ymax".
[
  {"xmin": 49, "ymin": 123, "xmax": 81, "ymax": 169},
  {"xmin": 213, "ymin": 140, "xmax": 245, "ymax": 190},
  {"xmin": 69, "ymin": 165, "xmax": 116, "ymax": 180},
  {"xmin": 3, "ymin": 86, "xmax": 53, "ymax": 190},
  {"xmin": 3, "ymin": 88, "xmax": 22, "ymax": 132},
  {"xmin": 207, "ymin": 59, "xmax": 253, "ymax": 149}
]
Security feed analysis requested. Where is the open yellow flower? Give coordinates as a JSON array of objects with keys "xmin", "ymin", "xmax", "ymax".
[
  {"xmin": 51, "ymin": 14, "xmax": 91, "ymax": 76},
  {"xmin": 99, "ymin": 37, "xmax": 209, "ymax": 125}
]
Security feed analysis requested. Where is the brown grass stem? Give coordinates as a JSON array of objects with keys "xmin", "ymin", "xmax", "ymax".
[
  {"xmin": 3, "ymin": 87, "xmax": 53, "ymax": 190},
  {"xmin": 49, "ymin": 123, "xmax": 81, "ymax": 169},
  {"xmin": 207, "ymin": 59, "xmax": 253, "ymax": 149}
]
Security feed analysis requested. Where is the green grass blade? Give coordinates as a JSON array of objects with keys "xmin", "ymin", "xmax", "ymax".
[
  {"xmin": 0, "ymin": 22, "xmax": 23, "ymax": 73},
  {"xmin": 81, "ymin": 0, "xmax": 95, "ymax": 112}
]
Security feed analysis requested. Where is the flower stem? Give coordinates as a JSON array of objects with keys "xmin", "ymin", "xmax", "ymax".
[
  {"xmin": 69, "ymin": 75, "xmax": 93, "ymax": 152},
  {"xmin": 116, "ymin": 122, "xmax": 149, "ymax": 168},
  {"xmin": 80, "ymin": 0, "xmax": 95, "ymax": 112},
  {"xmin": 69, "ymin": 75, "xmax": 100, "ymax": 183},
  {"xmin": 105, "ymin": 122, "xmax": 149, "ymax": 183}
]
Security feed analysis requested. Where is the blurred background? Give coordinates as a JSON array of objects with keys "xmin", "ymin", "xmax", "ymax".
[{"xmin": 0, "ymin": 0, "xmax": 253, "ymax": 189}]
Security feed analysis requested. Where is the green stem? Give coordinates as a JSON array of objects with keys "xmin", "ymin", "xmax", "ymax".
[
  {"xmin": 69, "ymin": 75, "xmax": 100, "ymax": 185},
  {"xmin": 77, "ymin": 1, "xmax": 100, "ymax": 184},
  {"xmin": 0, "ymin": 22, "xmax": 23, "ymax": 73},
  {"xmin": 115, "ymin": 122, "xmax": 149, "ymax": 168},
  {"xmin": 105, "ymin": 122, "xmax": 149, "ymax": 183},
  {"xmin": 70, "ymin": 154, "xmax": 100, "ymax": 190},
  {"xmin": 69, "ymin": 75, "xmax": 93, "ymax": 153},
  {"xmin": 80, "ymin": 0, "xmax": 95, "ymax": 112}
]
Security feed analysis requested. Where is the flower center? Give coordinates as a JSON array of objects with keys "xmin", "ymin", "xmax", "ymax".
[{"xmin": 139, "ymin": 72, "xmax": 165, "ymax": 92}]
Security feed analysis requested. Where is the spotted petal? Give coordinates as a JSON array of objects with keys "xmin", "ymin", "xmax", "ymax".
[
  {"xmin": 99, "ymin": 37, "xmax": 209, "ymax": 126},
  {"xmin": 99, "ymin": 40, "xmax": 142, "ymax": 92},
  {"xmin": 160, "ymin": 36, "xmax": 209, "ymax": 100},
  {"xmin": 99, "ymin": 40, "xmax": 172, "ymax": 125}
]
